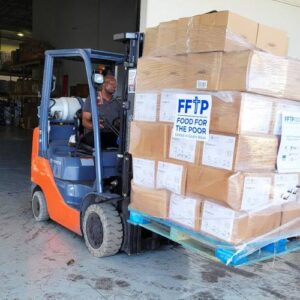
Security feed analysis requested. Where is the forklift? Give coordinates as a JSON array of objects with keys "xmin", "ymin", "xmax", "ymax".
[{"xmin": 31, "ymin": 33, "xmax": 161, "ymax": 257}]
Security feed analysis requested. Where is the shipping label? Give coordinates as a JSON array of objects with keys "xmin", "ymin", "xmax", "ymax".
[
  {"xmin": 240, "ymin": 95, "xmax": 272, "ymax": 134},
  {"xmin": 201, "ymin": 201, "xmax": 235, "ymax": 242},
  {"xmin": 169, "ymin": 194, "xmax": 198, "ymax": 228},
  {"xmin": 202, "ymin": 134, "xmax": 236, "ymax": 170},
  {"xmin": 277, "ymin": 112, "xmax": 300, "ymax": 173},
  {"xmin": 241, "ymin": 177, "xmax": 272, "ymax": 211},
  {"xmin": 159, "ymin": 92, "xmax": 177, "ymax": 122},
  {"xmin": 169, "ymin": 134, "xmax": 197, "ymax": 163},
  {"xmin": 134, "ymin": 93, "xmax": 158, "ymax": 122},
  {"xmin": 132, "ymin": 157, "xmax": 155, "ymax": 188},
  {"xmin": 156, "ymin": 161, "xmax": 184, "ymax": 194}
]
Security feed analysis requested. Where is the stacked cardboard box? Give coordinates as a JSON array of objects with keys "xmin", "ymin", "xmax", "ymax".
[
  {"xmin": 130, "ymin": 10, "xmax": 300, "ymax": 245},
  {"xmin": 144, "ymin": 11, "xmax": 288, "ymax": 57}
]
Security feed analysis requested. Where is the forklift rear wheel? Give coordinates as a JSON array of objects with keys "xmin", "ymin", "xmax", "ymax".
[
  {"xmin": 82, "ymin": 203, "xmax": 123, "ymax": 257},
  {"xmin": 32, "ymin": 190, "xmax": 49, "ymax": 221}
]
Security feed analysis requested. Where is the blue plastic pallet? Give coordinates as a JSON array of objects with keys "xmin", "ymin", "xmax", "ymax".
[{"xmin": 128, "ymin": 209, "xmax": 300, "ymax": 266}]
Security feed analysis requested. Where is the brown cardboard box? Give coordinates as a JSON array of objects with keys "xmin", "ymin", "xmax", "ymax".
[
  {"xmin": 129, "ymin": 121, "xmax": 170, "ymax": 160},
  {"xmin": 186, "ymin": 165, "xmax": 273, "ymax": 211},
  {"xmin": 198, "ymin": 133, "xmax": 279, "ymax": 172},
  {"xmin": 281, "ymin": 201, "xmax": 300, "ymax": 225},
  {"xmin": 185, "ymin": 52, "xmax": 222, "ymax": 90},
  {"xmin": 143, "ymin": 26, "xmax": 158, "ymax": 57},
  {"xmin": 201, "ymin": 200, "xmax": 281, "ymax": 244},
  {"xmin": 256, "ymin": 24, "xmax": 288, "ymax": 57},
  {"xmin": 136, "ymin": 56, "xmax": 186, "ymax": 92},
  {"xmin": 168, "ymin": 193, "xmax": 202, "ymax": 231},
  {"xmin": 165, "ymin": 125, "xmax": 278, "ymax": 170},
  {"xmin": 202, "ymin": 11, "xmax": 258, "ymax": 44},
  {"xmin": 130, "ymin": 183, "xmax": 170, "ymax": 218},
  {"xmin": 175, "ymin": 11, "xmax": 258, "ymax": 54},
  {"xmin": 156, "ymin": 21, "xmax": 177, "ymax": 56},
  {"xmin": 219, "ymin": 50, "xmax": 290, "ymax": 99}
]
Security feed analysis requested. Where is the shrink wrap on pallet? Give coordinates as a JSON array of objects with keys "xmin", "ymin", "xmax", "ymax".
[{"xmin": 201, "ymin": 200, "xmax": 281, "ymax": 245}]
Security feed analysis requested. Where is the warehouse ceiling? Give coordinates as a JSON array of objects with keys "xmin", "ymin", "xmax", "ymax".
[{"xmin": 0, "ymin": 0, "xmax": 32, "ymax": 34}]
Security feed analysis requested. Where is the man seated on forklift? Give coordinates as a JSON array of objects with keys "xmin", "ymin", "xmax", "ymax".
[{"xmin": 81, "ymin": 74, "xmax": 121, "ymax": 149}]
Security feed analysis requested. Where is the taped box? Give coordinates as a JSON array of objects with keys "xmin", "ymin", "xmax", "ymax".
[
  {"xmin": 256, "ymin": 24, "xmax": 288, "ymax": 57},
  {"xmin": 187, "ymin": 166, "xmax": 300, "ymax": 211},
  {"xmin": 130, "ymin": 183, "xmax": 170, "ymax": 218},
  {"xmin": 129, "ymin": 121, "xmax": 170, "ymax": 160},
  {"xmin": 166, "ymin": 129, "xmax": 279, "ymax": 171},
  {"xmin": 198, "ymin": 132, "xmax": 278, "ymax": 172},
  {"xmin": 191, "ymin": 168, "xmax": 275, "ymax": 212},
  {"xmin": 201, "ymin": 200, "xmax": 281, "ymax": 245},
  {"xmin": 219, "ymin": 50, "xmax": 300, "ymax": 100},
  {"xmin": 179, "ymin": 11, "xmax": 258, "ymax": 54},
  {"xmin": 136, "ymin": 51, "xmax": 300, "ymax": 100},
  {"xmin": 168, "ymin": 193, "xmax": 202, "ymax": 231}
]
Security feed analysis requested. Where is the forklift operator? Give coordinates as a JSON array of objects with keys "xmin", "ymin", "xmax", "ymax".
[{"xmin": 81, "ymin": 75, "xmax": 121, "ymax": 148}]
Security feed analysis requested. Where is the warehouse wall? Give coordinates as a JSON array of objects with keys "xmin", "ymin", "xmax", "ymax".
[
  {"xmin": 140, "ymin": 0, "xmax": 300, "ymax": 59},
  {"xmin": 32, "ymin": 0, "xmax": 139, "ymax": 88}
]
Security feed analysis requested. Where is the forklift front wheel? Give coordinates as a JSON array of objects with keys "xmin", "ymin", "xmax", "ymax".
[
  {"xmin": 82, "ymin": 203, "xmax": 123, "ymax": 257},
  {"xmin": 32, "ymin": 190, "xmax": 49, "ymax": 221}
]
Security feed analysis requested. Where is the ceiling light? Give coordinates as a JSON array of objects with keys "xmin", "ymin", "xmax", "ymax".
[{"xmin": 17, "ymin": 32, "xmax": 24, "ymax": 37}]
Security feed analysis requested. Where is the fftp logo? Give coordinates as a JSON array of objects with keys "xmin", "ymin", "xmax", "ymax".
[{"xmin": 178, "ymin": 97, "xmax": 209, "ymax": 114}]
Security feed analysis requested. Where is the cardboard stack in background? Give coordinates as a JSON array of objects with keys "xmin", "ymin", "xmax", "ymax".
[{"xmin": 130, "ymin": 10, "xmax": 300, "ymax": 245}]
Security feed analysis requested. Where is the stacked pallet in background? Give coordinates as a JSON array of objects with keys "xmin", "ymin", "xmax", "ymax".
[{"xmin": 129, "ymin": 10, "xmax": 300, "ymax": 247}]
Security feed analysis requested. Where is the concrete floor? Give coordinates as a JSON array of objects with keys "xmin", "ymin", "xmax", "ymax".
[{"xmin": 1, "ymin": 126, "xmax": 300, "ymax": 300}]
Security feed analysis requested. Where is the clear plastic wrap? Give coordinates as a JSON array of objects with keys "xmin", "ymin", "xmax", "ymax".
[
  {"xmin": 130, "ymin": 181, "xmax": 300, "ymax": 265},
  {"xmin": 136, "ymin": 50, "xmax": 300, "ymax": 100},
  {"xmin": 186, "ymin": 166, "xmax": 275, "ymax": 211},
  {"xmin": 133, "ymin": 90, "xmax": 300, "ymax": 135},
  {"xmin": 142, "ymin": 11, "xmax": 288, "ymax": 58}
]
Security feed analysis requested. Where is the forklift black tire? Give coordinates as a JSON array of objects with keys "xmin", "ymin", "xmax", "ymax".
[
  {"xmin": 82, "ymin": 203, "xmax": 123, "ymax": 257},
  {"xmin": 32, "ymin": 190, "xmax": 49, "ymax": 221}
]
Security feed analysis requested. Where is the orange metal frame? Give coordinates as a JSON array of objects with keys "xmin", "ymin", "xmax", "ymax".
[{"xmin": 31, "ymin": 128, "xmax": 82, "ymax": 235}]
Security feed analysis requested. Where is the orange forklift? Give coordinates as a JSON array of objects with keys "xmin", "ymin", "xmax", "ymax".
[{"xmin": 31, "ymin": 33, "xmax": 161, "ymax": 257}]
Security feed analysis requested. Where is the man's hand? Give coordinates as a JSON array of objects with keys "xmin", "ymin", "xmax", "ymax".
[{"xmin": 99, "ymin": 118, "xmax": 104, "ymax": 129}]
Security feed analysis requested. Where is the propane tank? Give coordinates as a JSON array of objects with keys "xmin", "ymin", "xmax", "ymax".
[{"xmin": 49, "ymin": 97, "xmax": 83, "ymax": 121}]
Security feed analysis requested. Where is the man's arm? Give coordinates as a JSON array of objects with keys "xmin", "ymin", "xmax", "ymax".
[
  {"xmin": 82, "ymin": 111, "xmax": 93, "ymax": 130},
  {"xmin": 82, "ymin": 96, "xmax": 93, "ymax": 130}
]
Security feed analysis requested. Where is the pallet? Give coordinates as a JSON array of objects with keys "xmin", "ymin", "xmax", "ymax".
[{"xmin": 128, "ymin": 209, "xmax": 300, "ymax": 266}]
